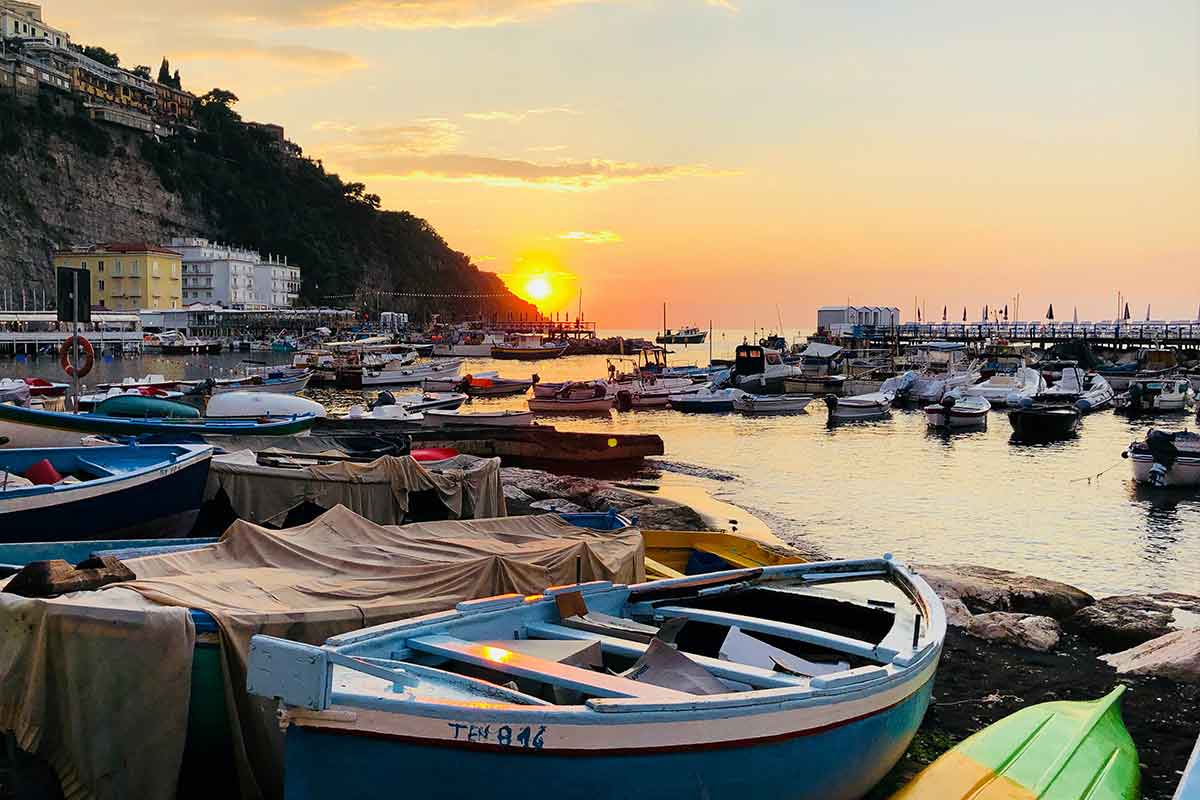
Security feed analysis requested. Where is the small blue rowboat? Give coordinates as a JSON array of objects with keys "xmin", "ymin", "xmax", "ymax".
[
  {"xmin": 248, "ymin": 556, "xmax": 945, "ymax": 800},
  {"xmin": 0, "ymin": 444, "xmax": 214, "ymax": 542},
  {"xmin": 0, "ymin": 402, "xmax": 319, "ymax": 449}
]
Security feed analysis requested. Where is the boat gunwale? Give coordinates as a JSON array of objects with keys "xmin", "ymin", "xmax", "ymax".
[{"xmin": 0, "ymin": 443, "xmax": 213, "ymax": 503}]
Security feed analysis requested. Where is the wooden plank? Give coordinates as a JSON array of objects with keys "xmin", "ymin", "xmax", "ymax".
[
  {"xmin": 407, "ymin": 634, "xmax": 693, "ymax": 700},
  {"xmin": 524, "ymin": 622, "xmax": 805, "ymax": 689},
  {"xmin": 655, "ymin": 606, "xmax": 882, "ymax": 661}
]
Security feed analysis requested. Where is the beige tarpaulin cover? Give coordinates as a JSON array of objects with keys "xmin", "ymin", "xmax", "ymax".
[
  {"xmin": 0, "ymin": 506, "xmax": 643, "ymax": 800},
  {"xmin": 205, "ymin": 452, "xmax": 505, "ymax": 525}
]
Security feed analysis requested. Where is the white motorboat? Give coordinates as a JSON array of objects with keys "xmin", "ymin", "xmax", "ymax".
[
  {"xmin": 911, "ymin": 363, "xmax": 982, "ymax": 403},
  {"xmin": 420, "ymin": 409, "xmax": 534, "ymax": 428},
  {"xmin": 923, "ymin": 392, "xmax": 990, "ymax": 429},
  {"xmin": 205, "ymin": 391, "xmax": 327, "ymax": 419},
  {"xmin": 460, "ymin": 374, "xmax": 537, "ymax": 398},
  {"xmin": 733, "ymin": 393, "xmax": 814, "ymax": 415},
  {"xmin": 344, "ymin": 404, "xmax": 424, "ymax": 424},
  {"xmin": 527, "ymin": 396, "xmax": 614, "ymax": 413},
  {"xmin": 96, "ymin": 374, "xmax": 181, "ymax": 392},
  {"xmin": 343, "ymin": 359, "xmax": 465, "ymax": 389},
  {"xmin": 825, "ymin": 389, "xmax": 894, "ymax": 422},
  {"xmin": 1125, "ymin": 429, "xmax": 1200, "ymax": 487},
  {"xmin": 961, "ymin": 361, "xmax": 1044, "ymax": 406},
  {"xmin": 424, "ymin": 371, "xmax": 495, "ymax": 393},
  {"xmin": 534, "ymin": 380, "xmax": 608, "ymax": 400},
  {"xmin": 373, "ymin": 351, "xmax": 420, "ymax": 370},
  {"xmin": 733, "ymin": 344, "xmax": 803, "ymax": 393},
  {"xmin": 668, "ymin": 387, "xmax": 747, "ymax": 413},
  {"xmin": 1037, "ymin": 367, "xmax": 1114, "ymax": 413},
  {"xmin": 1114, "ymin": 377, "xmax": 1193, "ymax": 414}
]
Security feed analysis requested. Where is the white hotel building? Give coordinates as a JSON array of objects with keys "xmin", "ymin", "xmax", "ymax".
[{"xmin": 169, "ymin": 238, "xmax": 301, "ymax": 308}]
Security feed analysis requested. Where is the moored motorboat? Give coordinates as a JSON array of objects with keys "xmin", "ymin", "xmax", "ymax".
[
  {"xmin": 732, "ymin": 343, "xmax": 804, "ymax": 393},
  {"xmin": 890, "ymin": 687, "xmax": 1138, "ymax": 800},
  {"xmin": 1113, "ymin": 377, "xmax": 1192, "ymax": 414},
  {"xmin": 668, "ymin": 387, "xmax": 747, "ymax": 413},
  {"xmin": 0, "ymin": 443, "xmax": 213, "ymax": 541},
  {"xmin": 923, "ymin": 393, "xmax": 990, "ymax": 430},
  {"xmin": 0, "ymin": 403, "xmax": 319, "ymax": 448},
  {"xmin": 460, "ymin": 374, "xmax": 537, "ymax": 398},
  {"xmin": 18, "ymin": 377, "xmax": 71, "ymax": 398},
  {"xmin": 421, "ymin": 409, "xmax": 535, "ymax": 428},
  {"xmin": 491, "ymin": 335, "xmax": 570, "ymax": 361},
  {"xmin": 733, "ymin": 393, "xmax": 813, "ymax": 415},
  {"xmin": 534, "ymin": 380, "xmax": 608, "ymax": 400},
  {"xmin": 339, "ymin": 359, "xmax": 465, "ymax": 389},
  {"xmin": 75, "ymin": 386, "xmax": 185, "ymax": 413},
  {"xmin": 96, "ymin": 374, "xmax": 181, "ymax": 392},
  {"xmin": 1037, "ymin": 366, "xmax": 1114, "ymax": 413},
  {"xmin": 205, "ymin": 391, "xmax": 327, "ymax": 419},
  {"xmin": 528, "ymin": 395, "xmax": 614, "ymax": 414},
  {"xmin": 248, "ymin": 556, "xmax": 945, "ymax": 800},
  {"xmin": 961, "ymin": 359, "xmax": 1045, "ymax": 406},
  {"xmin": 1124, "ymin": 429, "xmax": 1200, "ymax": 487},
  {"xmin": 1008, "ymin": 403, "xmax": 1080, "ymax": 442},
  {"xmin": 433, "ymin": 333, "xmax": 505, "ymax": 357},
  {"xmin": 825, "ymin": 389, "xmax": 894, "ymax": 422}
]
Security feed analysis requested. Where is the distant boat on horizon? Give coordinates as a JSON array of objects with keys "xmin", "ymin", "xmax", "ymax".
[{"xmin": 656, "ymin": 302, "xmax": 707, "ymax": 345}]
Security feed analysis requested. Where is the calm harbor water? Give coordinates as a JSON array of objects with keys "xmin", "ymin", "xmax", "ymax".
[{"xmin": 4, "ymin": 329, "xmax": 1198, "ymax": 597}]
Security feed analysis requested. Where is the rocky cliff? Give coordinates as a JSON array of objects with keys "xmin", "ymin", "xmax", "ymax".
[{"xmin": 0, "ymin": 94, "xmax": 532, "ymax": 318}]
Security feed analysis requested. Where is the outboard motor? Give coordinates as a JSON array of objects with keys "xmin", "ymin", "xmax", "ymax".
[
  {"xmin": 823, "ymin": 394, "xmax": 839, "ymax": 411},
  {"xmin": 940, "ymin": 395, "xmax": 957, "ymax": 410},
  {"xmin": 1075, "ymin": 398, "xmax": 1092, "ymax": 413},
  {"xmin": 1149, "ymin": 462, "xmax": 1169, "ymax": 487},
  {"xmin": 1127, "ymin": 381, "xmax": 1144, "ymax": 412},
  {"xmin": 531, "ymin": 373, "xmax": 540, "ymax": 387},
  {"xmin": 615, "ymin": 389, "xmax": 634, "ymax": 411},
  {"xmin": 369, "ymin": 391, "xmax": 396, "ymax": 411},
  {"xmin": 1006, "ymin": 392, "xmax": 1028, "ymax": 408}
]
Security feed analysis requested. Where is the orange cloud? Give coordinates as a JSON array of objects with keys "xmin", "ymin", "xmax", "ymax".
[
  {"xmin": 339, "ymin": 153, "xmax": 739, "ymax": 190},
  {"xmin": 316, "ymin": 119, "xmax": 465, "ymax": 156},
  {"xmin": 558, "ymin": 230, "xmax": 623, "ymax": 244},
  {"xmin": 464, "ymin": 107, "xmax": 582, "ymax": 123}
]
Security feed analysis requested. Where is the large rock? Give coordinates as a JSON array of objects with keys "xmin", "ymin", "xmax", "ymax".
[
  {"xmin": 1100, "ymin": 629, "xmax": 1200, "ymax": 683},
  {"xmin": 590, "ymin": 487, "xmax": 650, "ymax": 512},
  {"xmin": 1066, "ymin": 593, "xmax": 1200, "ymax": 651},
  {"xmin": 500, "ymin": 467, "xmax": 603, "ymax": 506},
  {"xmin": 530, "ymin": 498, "xmax": 587, "ymax": 515},
  {"xmin": 965, "ymin": 612, "xmax": 1062, "ymax": 652},
  {"xmin": 914, "ymin": 563, "xmax": 1094, "ymax": 620},
  {"xmin": 943, "ymin": 598, "xmax": 973, "ymax": 628},
  {"xmin": 624, "ymin": 503, "xmax": 710, "ymax": 532},
  {"xmin": 502, "ymin": 484, "xmax": 537, "ymax": 516}
]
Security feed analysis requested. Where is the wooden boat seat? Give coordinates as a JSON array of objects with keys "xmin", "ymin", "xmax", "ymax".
[
  {"xmin": 408, "ymin": 634, "xmax": 693, "ymax": 700},
  {"xmin": 655, "ymin": 606, "xmax": 882, "ymax": 661},
  {"xmin": 524, "ymin": 622, "xmax": 806, "ymax": 689}
]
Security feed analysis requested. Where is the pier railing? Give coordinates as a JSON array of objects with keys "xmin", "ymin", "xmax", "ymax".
[{"xmin": 840, "ymin": 322, "xmax": 1200, "ymax": 347}]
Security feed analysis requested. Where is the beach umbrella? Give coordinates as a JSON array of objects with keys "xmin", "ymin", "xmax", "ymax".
[
  {"xmin": 917, "ymin": 307, "xmax": 922, "ymax": 322},
  {"xmin": 1123, "ymin": 303, "xmax": 1130, "ymax": 320},
  {"xmin": 1046, "ymin": 304, "xmax": 1054, "ymax": 321},
  {"xmin": 1145, "ymin": 304, "xmax": 1151, "ymax": 322},
  {"xmin": 1004, "ymin": 304, "xmax": 1009, "ymax": 321},
  {"xmin": 942, "ymin": 305, "xmax": 947, "ymax": 321},
  {"xmin": 962, "ymin": 307, "xmax": 967, "ymax": 322},
  {"xmin": 1073, "ymin": 307, "xmax": 1078, "ymax": 324}
]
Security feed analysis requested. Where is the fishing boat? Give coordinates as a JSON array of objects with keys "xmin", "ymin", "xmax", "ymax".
[
  {"xmin": 1177, "ymin": 732, "xmax": 1200, "ymax": 800},
  {"xmin": 158, "ymin": 331, "xmax": 223, "ymax": 355},
  {"xmin": 248, "ymin": 556, "xmax": 944, "ymax": 800},
  {"xmin": 339, "ymin": 360, "xmax": 465, "ymax": 389},
  {"xmin": 732, "ymin": 344, "xmax": 804, "ymax": 393},
  {"xmin": 534, "ymin": 380, "xmax": 609, "ymax": 400},
  {"xmin": 461, "ymin": 374, "xmax": 537, "ymax": 398},
  {"xmin": 0, "ymin": 443, "xmax": 213, "ymax": 541},
  {"xmin": 923, "ymin": 393, "xmax": 990, "ymax": 430},
  {"xmin": 1037, "ymin": 367, "xmax": 1114, "ymax": 413},
  {"xmin": 961, "ymin": 358, "xmax": 1045, "ymax": 406},
  {"xmin": 891, "ymin": 687, "xmax": 1138, "ymax": 799},
  {"xmin": 668, "ymin": 387, "xmax": 747, "ymax": 413},
  {"xmin": 1124, "ymin": 429, "xmax": 1200, "ymax": 487},
  {"xmin": 421, "ymin": 409, "xmax": 535, "ymax": 428},
  {"xmin": 528, "ymin": 395, "xmax": 614, "ymax": 414},
  {"xmin": 0, "ymin": 403, "xmax": 319, "ymax": 448},
  {"xmin": 1008, "ymin": 403, "xmax": 1081, "ymax": 442},
  {"xmin": 655, "ymin": 304, "xmax": 707, "ymax": 345},
  {"xmin": 733, "ymin": 393, "xmax": 814, "ymax": 415},
  {"xmin": 1113, "ymin": 377, "xmax": 1192, "ymax": 414},
  {"xmin": 205, "ymin": 391, "xmax": 327, "ymax": 419},
  {"xmin": 825, "ymin": 389, "xmax": 894, "ymax": 422},
  {"xmin": 180, "ymin": 368, "xmax": 313, "ymax": 396},
  {"xmin": 491, "ymin": 334, "xmax": 570, "ymax": 361}
]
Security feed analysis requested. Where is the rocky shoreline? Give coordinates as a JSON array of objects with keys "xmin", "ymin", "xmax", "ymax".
[
  {"xmin": 563, "ymin": 336, "xmax": 655, "ymax": 356},
  {"xmin": 502, "ymin": 465, "xmax": 1200, "ymax": 797}
]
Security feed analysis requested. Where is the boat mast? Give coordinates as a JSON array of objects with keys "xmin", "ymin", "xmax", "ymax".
[{"xmin": 663, "ymin": 301, "xmax": 667, "ymax": 337}]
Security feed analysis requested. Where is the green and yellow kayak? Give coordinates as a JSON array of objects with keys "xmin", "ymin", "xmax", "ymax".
[{"xmin": 892, "ymin": 687, "xmax": 1140, "ymax": 800}]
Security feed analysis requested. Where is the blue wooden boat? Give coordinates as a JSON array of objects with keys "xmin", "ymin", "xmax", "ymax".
[
  {"xmin": 248, "ymin": 556, "xmax": 945, "ymax": 800},
  {"xmin": 0, "ymin": 444, "xmax": 213, "ymax": 542},
  {"xmin": 0, "ymin": 402, "xmax": 319, "ymax": 449},
  {"xmin": 1178, "ymin": 733, "xmax": 1200, "ymax": 800}
]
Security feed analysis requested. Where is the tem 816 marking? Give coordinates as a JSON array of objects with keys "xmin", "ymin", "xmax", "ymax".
[{"xmin": 448, "ymin": 722, "xmax": 546, "ymax": 749}]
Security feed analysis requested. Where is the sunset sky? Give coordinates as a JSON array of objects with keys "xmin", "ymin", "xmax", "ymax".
[{"xmin": 51, "ymin": 0, "xmax": 1198, "ymax": 329}]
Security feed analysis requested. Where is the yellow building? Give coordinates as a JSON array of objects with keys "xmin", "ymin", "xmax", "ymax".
[{"xmin": 52, "ymin": 242, "xmax": 182, "ymax": 311}]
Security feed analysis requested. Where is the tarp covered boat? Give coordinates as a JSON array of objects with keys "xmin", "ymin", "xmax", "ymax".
[
  {"xmin": 0, "ymin": 507, "xmax": 646, "ymax": 800},
  {"xmin": 249, "ymin": 555, "xmax": 945, "ymax": 800}
]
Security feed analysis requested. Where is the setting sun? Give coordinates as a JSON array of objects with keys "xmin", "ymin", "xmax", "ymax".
[{"xmin": 524, "ymin": 276, "xmax": 552, "ymax": 301}]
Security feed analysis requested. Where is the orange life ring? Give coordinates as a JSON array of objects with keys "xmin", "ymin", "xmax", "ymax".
[{"xmin": 60, "ymin": 335, "xmax": 95, "ymax": 378}]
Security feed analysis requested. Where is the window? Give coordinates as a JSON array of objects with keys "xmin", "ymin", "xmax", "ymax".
[
  {"xmin": 98, "ymin": 279, "xmax": 105, "ymax": 290},
  {"xmin": 152, "ymin": 261, "xmax": 160, "ymax": 277},
  {"xmin": 113, "ymin": 260, "xmax": 121, "ymax": 275},
  {"xmin": 97, "ymin": 261, "xmax": 104, "ymax": 273}
]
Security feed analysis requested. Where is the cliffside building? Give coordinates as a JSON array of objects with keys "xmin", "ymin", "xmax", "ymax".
[
  {"xmin": 168, "ymin": 238, "xmax": 301, "ymax": 308},
  {"xmin": 53, "ymin": 242, "xmax": 182, "ymax": 311}
]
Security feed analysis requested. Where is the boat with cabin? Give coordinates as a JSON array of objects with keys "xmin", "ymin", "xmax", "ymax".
[
  {"xmin": 0, "ymin": 443, "xmax": 213, "ymax": 541},
  {"xmin": 667, "ymin": 387, "xmax": 746, "ymax": 413},
  {"xmin": 1099, "ymin": 348, "xmax": 1178, "ymax": 392},
  {"xmin": 248, "ymin": 555, "xmax": 945, "ymax": 800},
  {"xmin": 492, "ymin": 335, "xmax": 570, "ymax": 361},
  {"xmin": 433, "ymin": 332, "xmax": 506, "ymax": 357},
  {"xmin": 656, "ymin": 325, "xmax": 707, "ymax": 345},
  {"xmin": 732, "ymin": 343, "xmax": 804, "ymax": 394}
]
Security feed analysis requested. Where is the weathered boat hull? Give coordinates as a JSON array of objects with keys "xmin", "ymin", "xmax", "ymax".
[
  {"xmin": 281, "ymin": 678, "xmax": 934, "ymax": 800},
  {"xmin": 1128, "ymin": 452, "xmax": 1200, "ymax": 487},
  {"xmin": 491, "ymin": 345, "xmax": 569, "ymax": 360},
  {"xmin": 528, "ymin": 397, "xmax": 614, "ymax": 413},
  {"xmin": 0, "ymin": 445, "xmax": 212, "ymax": 542},
  {"xmin": 1008, "ymin": 407, "xmax": 1080, "ymax": 441},
  {"xmin": 733, "ymin": 395, "xmax": 813, "ymax": 415},
  {"xmin": 924, "ymin": 405, "xmax": 988, "ymax": 429}
]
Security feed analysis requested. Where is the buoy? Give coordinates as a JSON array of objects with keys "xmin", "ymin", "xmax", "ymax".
[{"xmin": 60, "ymin": 336, "xmax": 95, "ymax": 379}]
